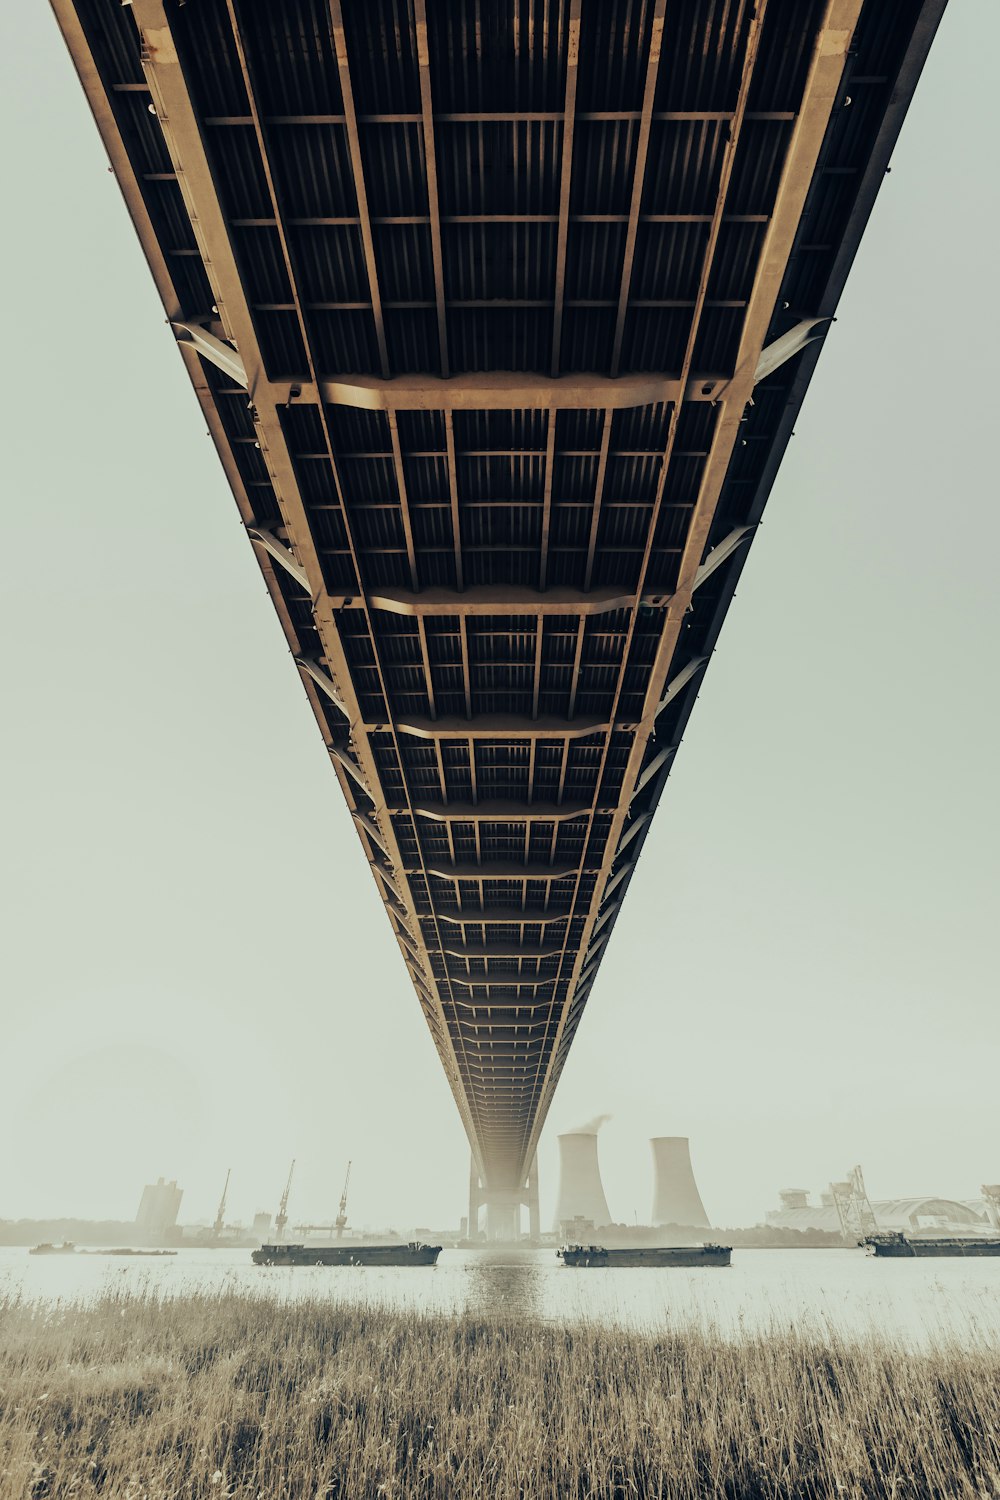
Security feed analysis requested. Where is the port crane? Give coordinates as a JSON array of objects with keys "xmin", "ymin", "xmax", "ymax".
[
  {"xmin": 293, "ymin": 1162, "xmax": 354, "ymax": 1240},
  {"xmin": 213, "ymin": 1168, "xmax": 231, "ymax": 1240},
  {"xmin": 275, "ymin": 1159, "xmax": 295, "ymax": 1242},
  {"xmin": 335, "ymin": 1161, "xmax": 351, "ymax": 1239}
]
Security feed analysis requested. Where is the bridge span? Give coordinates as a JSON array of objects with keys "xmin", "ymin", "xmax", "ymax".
[{"xmin": 54, "ymin": 0, "xmax": 944, "ymax": 1233}]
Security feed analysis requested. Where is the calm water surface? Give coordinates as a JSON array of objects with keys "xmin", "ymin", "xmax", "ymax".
[{"xmin": 3, "ymin": 1246, "xmax": 998, "ymax": 1348}]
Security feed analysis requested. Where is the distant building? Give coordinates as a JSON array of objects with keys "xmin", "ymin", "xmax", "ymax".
[
  {"xmin": 252, "ymin": 1211, "xmax": 272, "ymax": 1240},
  {"xmin": 135, "ymin": 1178, "xmax": 182, "ymax": 1236},
  {"xmin": 766, "ymin": 1190, "xmax": 989, "ymax": 1237}
]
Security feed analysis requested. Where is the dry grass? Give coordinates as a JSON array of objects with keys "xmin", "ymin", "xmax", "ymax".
[{"xmin": 1, "ymin": 1291, "xmax": 999, "ymax": 1498}]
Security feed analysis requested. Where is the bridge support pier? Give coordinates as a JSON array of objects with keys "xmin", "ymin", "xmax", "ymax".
[{"xmin": 468, "ymin": 1154, "xmax": 540, "ymax": 1242}]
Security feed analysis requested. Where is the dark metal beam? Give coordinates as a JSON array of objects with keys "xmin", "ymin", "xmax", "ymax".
[
  {"xmin": 413, "ymin": 0, "xmax": 448, "ymax": 377},
  {"xmin": 550, "ymin": 0, "xmax": 581, "ymax": 375},
  {"xmin": 328, "ymin": 0, "xmax": 388, "ymax": 375},
  {"xmin": 610, "ymin": 0, "xmax": 666, "ymax": 375}
]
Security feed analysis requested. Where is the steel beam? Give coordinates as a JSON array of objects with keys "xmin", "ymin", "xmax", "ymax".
[
  {"xmin": 592, "ymin": 896, "xmax": 622, "ymax": 935},
  {"xmin": 352, "ymin": 809, "xmax": 390, "ymax": 856},
  {"xmin": 610, "ymin": 0, "xmax": 666, "ymax": 374},
  {"xmin": 409, "ymin": 800, "xmax": 590, "ymax": 822},
  {"xmin": 295, "ymin": 656, "xmax": 349, "ymax": 716},
  {"xmin": 172, "ymin": 321, "xmax": 247, "ymax": 385},
  {"xmin": 616, "ymin": 809, "xmax": 652, "ymax": 856},
  {"xmin": 434, "ymin": 907, "xmax": 571, "ymax": 925},
  {"xmin": 368, "ymin": 585, "xmax": 636, "ymax": 618},
  {"xmin": 397, "ymin": 713, "xmax": 608, "ymax": 740},
  {"xmin": 419, "ymin": 860, "xmax": 581, "ymax": 882},
  {"xmin": 634, "ymin": 741, "xmax": 677, "ymax": 797},
  {"xmin": 413, "ymin": 0, "xmax": 448, "ymax": 376},
  {"xmin": 442, "ymin": 943, "xmax": 564, "ymax": 960},
  {"xmin": 247, "ymin": 527, "xmax": 310, "ymax": 593},
  {"xmin": 328, "ymin": 0, "xmax": 388, "ymax": 375},
  {"xmin": 550, "ymin": 0, "xmax": 581, "ymax": 375},
  {"xmin": 755, "ymin": 317, "xmax": 830, "ymax": 384},
  {"xmin": 326, "ymin": 740, "xmax": 371, "ymax": 795},
  {"xmin": 655, "ymin": 656, "xmax": 708, "ymax": 718},
  {"xmin": 315, "ymin": 371, "xmax": 702, "ymax": 411},
  {"xmin": 692, "ymin": 527, "xmax": 754, "ymax": 592}
]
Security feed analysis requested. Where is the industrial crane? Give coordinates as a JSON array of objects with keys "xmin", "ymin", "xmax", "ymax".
[
  {"xmin": 275, "ymin": 1159, "xmax": 295, "ymax": 1242},
  {"xmin": 335, "ymin": 1161, "xmax": 351, "ymax": 1239},
  {"xmin": 213, "ymin": 1168, "xmax": 231, "ymax": 1240}
]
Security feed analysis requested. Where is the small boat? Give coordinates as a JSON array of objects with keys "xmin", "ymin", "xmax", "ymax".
[
  {"xmin": 252, "ymin": 1241, "xmax": 441, "ymax": 1267},
  {"xmin": 29, "ymin": 1242, "xmax": 78, "ymax": 1256},
  {"xmin": 558, "ymin": 1243, "xmax": 732, "ymax": 1268},
  {"xmin": 864, "ymin": 1232, "xmax": 1000, "ymax": 1258}
]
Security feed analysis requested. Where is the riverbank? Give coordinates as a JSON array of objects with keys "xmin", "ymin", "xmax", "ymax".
[{"xmin": 1, "ymin": 1291, "xmax": 998, "ymax": 1497}]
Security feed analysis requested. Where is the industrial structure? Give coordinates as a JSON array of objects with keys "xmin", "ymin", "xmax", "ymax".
[
  {"xmin": 274, "ymin": 1160, "xmax": 295, "ymax": 1241},
  {"xmin": 53, "ymin": 0, "xmax": 946, "ymax": 1230},
  {"xmin": 553, "ymin": 1131, "xmax": 612, "ymax": 1234},
  {"xmin": 212, "ymin": 1169, "xmax": 232, "ymax": 1240},
  {"xmin": 830, "ymin": 1164, "xmax": 879, "ymax": 1241},
  {"xmin": 650, "ymin": 1137, "xmax": 710, "ymax": 1228},
  {"xmin": 135, "ymin": 1177, "xmax": 182, "ymax": 1237},
  {"xmin": 767, "ymin": 1187, "xmax": 991, "ymax": 1240},
  {"xmin": 982, "ymin": 1186, "xmax": 1000, "ymax": 1234}
]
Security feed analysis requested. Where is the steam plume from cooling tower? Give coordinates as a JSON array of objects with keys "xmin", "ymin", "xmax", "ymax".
[
  {"xmin": 553, "ymin": 1132, "xmax": 613, "ymax": 1231},
  {"xmin": 570, "ymin": 1114, "xmax": 613, "ymax": 1134}
]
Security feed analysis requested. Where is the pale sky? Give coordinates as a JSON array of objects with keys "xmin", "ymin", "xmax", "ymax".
[{"xmin": 0, "ymin": 3, "xmax": 995, "ymax": 1233}]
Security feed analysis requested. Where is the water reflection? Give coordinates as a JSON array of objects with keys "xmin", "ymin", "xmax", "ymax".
[{"xmin": 461, "ymin": 1248, "xmax": 546, "ymax": 1320}]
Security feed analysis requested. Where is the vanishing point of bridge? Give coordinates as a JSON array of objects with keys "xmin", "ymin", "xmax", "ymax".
[{"xmin": 55, "ymin": 0, "xmax": 943, "ymax": 1235}]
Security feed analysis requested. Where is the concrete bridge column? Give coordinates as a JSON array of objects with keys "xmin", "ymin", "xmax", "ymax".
[
  {"xmin": 526, "ymin": 1153, "xmax": 540, "ymax": 1240},
  {"xmin": 467, "ymin": 1154, "xmax": 541, "ymax": 1241},
  {"xmin": 468, "ymin": 1156, "xmax": 483, "ymax": 1237}
]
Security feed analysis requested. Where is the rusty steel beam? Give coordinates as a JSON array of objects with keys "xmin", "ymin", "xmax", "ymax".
[
  {"xmin": 413, "ymin": 0, "xmax": 449, "ymax": 376},
  {"xmin": 551, "ymin": 0, "xmax": 582, "ymax": 375},
  {"xmin": 328, "ymin": 0, "xmax": 389, "ymax": 375},
  {"xmin": 610, "ymin": 0, "xmax": 666, "ymax": 375},
  {"xmin": 368, "ymin": 584, "xmax": 636, "ymax": 617}
]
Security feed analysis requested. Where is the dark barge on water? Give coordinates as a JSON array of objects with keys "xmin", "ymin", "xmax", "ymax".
[
  {"xmin": 253, "ymin": 1242, "xmax": 441, "ymax": 1267},
  {"xmin": 864, "ymin": 1233, "xmax": 1000, "ymax": 1258},
  {"xmin": 558, "ymin": 1244, "xmax": 732, "ymax": 1268}
]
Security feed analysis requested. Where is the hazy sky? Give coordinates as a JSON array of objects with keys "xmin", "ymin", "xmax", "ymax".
[{"xmin": 0, "ymin": 4, "xmax": 995, "ymax": 1233}]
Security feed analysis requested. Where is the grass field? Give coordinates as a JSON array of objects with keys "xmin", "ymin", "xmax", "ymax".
[{"xmin": 1, "ymin": 1291, "xmax": 998, "ymax": 1498}]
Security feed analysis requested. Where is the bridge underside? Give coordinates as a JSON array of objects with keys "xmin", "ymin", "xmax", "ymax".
[{"xmin": 54, "ymin": 0, "xmax": 943, "ymax": 1192}]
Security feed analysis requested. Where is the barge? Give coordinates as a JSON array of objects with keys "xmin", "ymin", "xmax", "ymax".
[
  {"xmin": 558, "ymin": 1243, "xmax": 732, "ymax": 1268},
  {"xmin": 864, "ymin": 1233, "xmax": 1000, "ymax": 1258},
  {"xmin": 253, "ymin": 1241, "xmax": 441, "ymax": 1267}
]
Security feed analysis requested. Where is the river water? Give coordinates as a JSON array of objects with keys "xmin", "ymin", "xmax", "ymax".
[{"xmin": 3, "ymin": 1246, "xmax": 999, "ymax": 1348}]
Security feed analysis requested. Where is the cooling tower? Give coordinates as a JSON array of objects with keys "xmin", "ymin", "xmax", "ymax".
[
  {"xmin": 553, "ymin": 1133, "xmax": 612, "ymax": 1231},
  {"xmin": 650, "ymin": 1137, "xmax": 711, "ymax": 1228}
]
